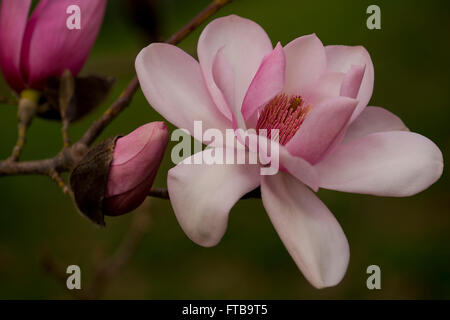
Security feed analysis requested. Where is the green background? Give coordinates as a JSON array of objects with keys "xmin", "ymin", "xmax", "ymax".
[{"xmin": 0, "ymin": 0, "xmax": 449, "ymax": 299}]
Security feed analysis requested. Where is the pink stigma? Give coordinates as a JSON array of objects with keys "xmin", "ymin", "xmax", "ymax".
[{"xmin": 256, "ymin": 94, "xmax": 312, "ymax": 145}]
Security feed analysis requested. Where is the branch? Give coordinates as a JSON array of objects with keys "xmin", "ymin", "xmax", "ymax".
[
  {"xmin": 79, "ymin": 77, "xmax": 140, "ymax": 146},
  {"xmin": 0, "ymin": 96, "xmax": 17, "ymax": 105},
  {"xmin": 148, "ymin": 187, "xmax": 261, "ymax": 200},
  {"xmin": 0, "ymin": 144, "xmax": 86, "ymax": 176},
  {"xmin": 7, "ymin": 92, "xmax": 40, "ymax": 161},
  {"xmin": 166, "ymin": 0, "xmax": 233, "ymax": 45}
]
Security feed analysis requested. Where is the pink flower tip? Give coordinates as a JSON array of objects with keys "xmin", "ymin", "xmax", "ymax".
[
  {"xmin": 0, "ymin": 0, "xmax": 107, "ymax": 92},
  {"xmin": 103, "ymin": 121, "xmax": 169, "ymax": 216}
]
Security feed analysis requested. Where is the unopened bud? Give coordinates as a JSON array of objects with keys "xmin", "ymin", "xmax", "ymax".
[{"xmin": 70, "ymin": 122, "xmax": 169, "ymax": 225}]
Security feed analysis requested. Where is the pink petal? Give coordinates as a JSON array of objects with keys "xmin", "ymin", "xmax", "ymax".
[
  {"xmin": 316, "ymin": 131, "xmax": 443, "ymax": 197},
  {"xmin": 198, "ymin": 15, "xmax": 273, "ymax": 121},
  {"xmin": 21, "ymin": 0, "xmax": 107, "ymax": 89},
  {"xmin": 104, "ymin": 122, "xmax": 169, "ymax": 216},
  {"xmin": 136, "ymin": 43, "xmax": 231, "ymax": 140},
  {"xmin": 103, "ymin": 171, "xmax": 158, "ymax": 217},
  {"xmin": 212, "ymin": 47, "xmax": 242, "ymax": 129},
  {"xmin": 0, "ymin": 0, "xmax": 30, "ymax": 92},
  {"xmin": 249, "ymin": 132, "xmax": 319, "ymax": 190},
  {"xmin": 241, "ymin": 42, "xmax": 286, "ymax": 122},
  {"xmin": 286, "ymin": 96, "xmax": 358, "ymax": 164},
  {"xmin": 279, "ymin": 146, "xmax": 319, "ymax": 192},
  {"xmin": 283, "ymin": 34, "xmax": 327, "ymax": 95},
  {"xmin": 106, "ymin": 122, "xmax": 169, "ymax": 197},
  {"xmin": 261, "ymin": 172, "xmax": 349, "ymax": 288},
  {"xmin": 344, "ymin": 106, "xmax": 409, "ymax": 142},
  {"xmin": 302, "ymin": 71, "xmax": 345, "ymax": 105},
  {"xmin": 325, "ymin": 45, "xmax": 374, "ymax": 122},
  {"xmin": 168, "ymin": 150, "xmax": 261, "ymax": 247},
  {"xmin": 340, "ymin": 64, "xmax": 366, "ymax": 99}
]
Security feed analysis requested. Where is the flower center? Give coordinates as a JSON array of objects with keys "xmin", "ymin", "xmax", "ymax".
[{"xmin": 256, "ymin": 94, "xmax": 312, "ymax": 145}]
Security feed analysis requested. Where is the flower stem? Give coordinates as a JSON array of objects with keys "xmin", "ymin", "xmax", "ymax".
[
  {"xmin": 8, "ymin": 89, "xmax": 40, "ymax": 162},
  {"xmin": 59, "ymin": 70, "xmax": 75, "ymax": 148},
  {"xmin": 47, "ymin": 168, "xmax": 73, "ymax": 199},
  {"xmin": 148, "ymin": 187, "xmax": 261, "ymax": 200}
]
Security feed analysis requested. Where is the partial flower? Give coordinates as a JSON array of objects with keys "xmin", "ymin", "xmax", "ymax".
[
  {"xmin": 0, "ymin": 0, "xmax": 107, "ymax": 93},
  {"xmin": 70, "ymin": 122, "xmax": 169, "ymax": 225},
  {"xmin": 135, "ymin": 15, "xmax": 444, "ymax": 288},
  {"xmin": 104, "ymin": 122, "xmax": 169, "ymax": 216}
]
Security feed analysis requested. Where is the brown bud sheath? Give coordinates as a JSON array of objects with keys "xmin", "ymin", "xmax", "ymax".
[{"xmin": 70, "ymin": 136, "xmax": 119, "ymax": 226}]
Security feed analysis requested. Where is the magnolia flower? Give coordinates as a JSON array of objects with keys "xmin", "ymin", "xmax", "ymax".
[
  {"xmin": 104, "ymin": 122, "xmax": 169, "ymax": 216},
  {"xmin": 0, "ymin": 0, "xmax": 107, "ymax": 93},
  {"xmin": 135, "ymin": 15, "xmax": 443, "ymax": 288}
]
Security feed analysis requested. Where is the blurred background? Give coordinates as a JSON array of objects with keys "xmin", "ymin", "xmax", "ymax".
[{"xmin": 0, "ymin": 0, "xmax": 449, "ymax": 299}]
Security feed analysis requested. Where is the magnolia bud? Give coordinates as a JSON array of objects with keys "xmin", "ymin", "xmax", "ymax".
[
  {"xmin": 104, "ymin": 122, "xmax": 169, "ymax": 216},
  {"xmin": 70, "ymin": 122, "xmax": 169, "ymax": 225}
]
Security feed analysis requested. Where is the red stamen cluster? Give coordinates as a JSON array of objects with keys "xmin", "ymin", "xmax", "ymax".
[{"xmin": 256, "ymin": 94, "xmax": 312, "ymax": 145}]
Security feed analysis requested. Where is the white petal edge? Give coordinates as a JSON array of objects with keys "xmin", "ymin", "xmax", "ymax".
[
  {"xmin": 317, "ymin": 131, "xmax": 444, "ymax": 197},
  {"xmin": 136, "ymin": 43, "xmax": 231, "ymax": 140},
  {"xmin": 343, "ymin": 106, "xmax": 409, "ymax": 142},
  {"xmin": 168, "ymin": 149, "xmax": 261, "ymax": 247},
  {"xmin": 261, "ymin": 171, "xmax": 350, "ymax": 288}
]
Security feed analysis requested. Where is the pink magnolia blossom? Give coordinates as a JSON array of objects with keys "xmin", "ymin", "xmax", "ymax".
[
  {"xmin": 135, "ymin": 15, "xmax": 443, "ymax": 288},
  {"xmin": 0, "ymin": 0, "xmax": 107, "ymax": 93},
  {"xmin": 104, "ymin": 122, "xmax": 169, "ymax": 216}
]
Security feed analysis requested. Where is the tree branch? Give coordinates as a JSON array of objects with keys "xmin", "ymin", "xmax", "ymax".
[
  {"xmin": 0, "ymin": 96, "xmax": 17, "ymax": 106},
  {"xmin": 148, "ymin": 187, "xmax": 261, "ymax": 200}
]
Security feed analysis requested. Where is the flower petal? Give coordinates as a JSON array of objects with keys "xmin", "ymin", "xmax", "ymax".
[
  {"xmin": 104, "ymin": 121, "xmax": 169, "ymax": 217},
  {"xmin": 325, "ymin": 45, "xmax": 374, "ymax": 122},
  {"xmin": 248, "ymin": 132, "xmax": 319, "ymax": 190},
  {"xmin": 106, "ymin": 122, "xmax": 169, "ymax": 197},
  {"xmin": 279, "ymin": 146, "xmax": 319, "ymax": 191},
  {"xmin": 283, "ymin": 34, "xmax": 327, "ymax": 95},
  {"xmin": 198, "ymin": 15, "xmax": 273, "ymax": 121},
  {"xmin": 316, "ymin": 131, "xmax": 443, "ymax": 197},
  {"xmin": 340, "ymin": 64, "xmax": 366, "ymax": 99},
  {"xmin": 168, "ymin": 149, "xmax": 261, "ymax": 247},
  {"xmin": 286, "ymin": 96, "xmax": 358, "ymax": 164},
  {"xmin": 136, "ymin": 43, "xmax": 231, "ymax": 139},
  {"xmin": 261, "ymin": 171, "xmax": 349, "ymax": 288},
  {"xmin": 0, "ymin": 0, "xmax": 30, "ymax": 92},
  {"xmin": 212, "ymin": 47, "xmax": 242, "ymax": 129},
  {"xmin": 21, "ymin": 0, "xmax": 107, "ymax": 89},
  {"xmin": 241, "ymin": 42, "xmax": 286, "ymax": 121},
  {"xmin": 302, "ymin": 71, "xmax": 345, "ymax": 105},
  {"xmin": 344, "ymin": 106, "xmax": 409, "ymax": 142}
]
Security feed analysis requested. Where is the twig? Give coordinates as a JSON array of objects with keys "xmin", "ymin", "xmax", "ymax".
[
  {"xmin": 79, "ymin": 77, "xmax": 140, "ymax": 146},
  {"xmin": 0, "ymin": 96, "xmax": 17, "ymax": 105},
  {"xmin": 166, "ymin": 0, "xmax": 233, "ymax": 45},
  {"xmin": 59, "ymin": 70, "xmax": 75, "ymax": 148},
  {"xmin": 148, "ymin": 187, "xmax": 261, "ymax": 200},
  {"xmin": 47, "ymin": 168, "xmax": 74, "ymax": 199},
  {"xmin": 40, "ymin": 199, "xmax": 152, "ymax": 299},
  {"xmin": 7, "ymin": 91, "xmax": 40, "ymax": 162},
  {"xmin": 148, "ymin": 187, "xmax": 170, "ymax": 199},
  {"xmin": 0, "ymin": 144, "xmax": 87, "ymax": 176}
]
